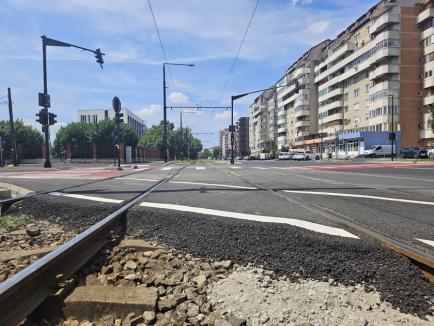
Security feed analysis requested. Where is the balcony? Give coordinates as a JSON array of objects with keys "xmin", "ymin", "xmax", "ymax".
[
  {"xmin": 424, "ymin": 77, "xmax": 434, "ymax": 89},
  {"xmin": 369, "ymin": 80, "xmax": 399, "ymax": 95},
  {"xmin": 370, "ymin": 14, "xmax": 399, "ymax": 36},
  {"xmin": 370, "ymin": 47, "xmax": 400, "ymax": 64},
  {"xmin": 321, "ymin": 112, "xmax": 344, "ymax": 124},
  {"xmin": 424, "ymin": 94, "xmax": 434, "ymax": 106},
  {"xmin": 319, "ymin": 87, "xmax": 344, "ymax": 102},
  {"xmin": 295, "ymin": 120, "xmax": 310, "ymax": 128},
  {"xmin": 369, "ymin": 64, "xmax": 399, "ymax": 80},
  {"xmin": 418, "ymin": 8, "xmax": 434, "ymax": 24},
  {"xmin": 421, "ymin": 27, "xmax": 434, "ymax": 41},
  {"xmin": 277, "ymin": 127, "xmax": 287, "ymax": 133},
  {"xmin": 319, "ymin": 100, "xmax": 343, "ymax": 113},
  {"xmin": 277, "ymin": 136, "xmax": 287, "ymax": 143},
  {"xmin": 293, "ymin": 67, "xmax": 310, "ymax": 78},
  {"xmin": 294, "ymin": 107, "xmax": 310, "ymax": 118},
  {"xmin": 294, "ymin": 98, "xmax": 310, "ymax": 108},
  {"xmin": 277, "ymin": 118, "xmax": 287, "ymax": 125},
  {"xmin": 315, "ymin": 43, "xmax": 355, "ymax": 75}
]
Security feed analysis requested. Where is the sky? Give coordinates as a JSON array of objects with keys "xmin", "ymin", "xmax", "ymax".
[{"xmin": 0, "ymin": 0, "xmax": 378, "ymax": 147}]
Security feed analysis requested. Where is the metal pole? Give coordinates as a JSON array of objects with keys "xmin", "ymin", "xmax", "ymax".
[
  {"xmin": 7, "ymin": 88, "xmax": 18, "ymax": 166},
  {"xmin": 163, "ymin": 64, "xmax": 168, "ymax": 163},
  {"xmin": 42, "ymin": 37, "xmax": 51, "ymax": 168},
  {"xmin": 230, "ymin": 97, "xmax": 235, "ymax": 164},
  {"xmin": 0, "ymin": 136, "xmax": 3, "ymax": 168},
  {"xmin": 180, "ymin": 112, "xmax": 183, "ymax": 160},
  {"xmin": 391, "ymin": 95, "xmax": 394, "ymax": 162}
]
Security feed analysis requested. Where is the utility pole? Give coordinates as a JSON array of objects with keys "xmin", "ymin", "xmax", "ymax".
[{"xmin": 7, "ymin": 88, "xmax": 18, "ymax": 166}]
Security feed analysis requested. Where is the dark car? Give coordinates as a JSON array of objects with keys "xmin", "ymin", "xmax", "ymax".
[{"xmin": 399, "ymin": 147, "xmax": 428, "ymax": 159}]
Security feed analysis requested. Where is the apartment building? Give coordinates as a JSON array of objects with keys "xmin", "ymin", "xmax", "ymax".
[
  {"xmin": 77, "ymin": 109, "xmax": 146, "ymax": 138},
  {"xmin": 418, "ymin": 0, "xmax": 434, "ymax": 147},
  {"xmin": 219, "ymin": 128, "xmax": 231, "ymax": 158},
  {"xmin": 308, "ymin": 0, "xmax": 426, "ymax": 157},
  {"xmin": 276, "ymin": 40, "xmax": 332, "ymax": 148},
  {"xmin": 249, "ymin": 88, "xmax": 276, "ymax": 156}
]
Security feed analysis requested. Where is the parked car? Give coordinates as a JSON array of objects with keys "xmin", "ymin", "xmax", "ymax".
[
  {"xmin": 399, "ymin": 147, "xmax": 428, "ymax": 159},
  {"xmin": 428, "ymin": 148, "xmax": 434, "ymax": 159},
  {"xmin": 364, "ymin": 145, "xmax": 396, "ymax": 158},
  {"xmin": 292, "ymin": 150, "xmax": 317, "ymax": 161},
  {"xmin": 279, "ymin": 152, "xmax": 290, "ymax": 160}
]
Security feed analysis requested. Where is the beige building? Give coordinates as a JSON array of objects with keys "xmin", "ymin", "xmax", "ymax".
[{"xmin": 219, "ymin": 128, "xmax": 231, "ymax": 158}]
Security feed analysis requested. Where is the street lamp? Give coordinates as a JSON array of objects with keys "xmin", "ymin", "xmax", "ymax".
[
  {"xmin": 39, "ymin": 35, "xmax": 105, "ymax": 168},
  {"xmin": 163, "ymin": 63, "xmax": 194, "ymax": 163},
  {"xmin": 180, "ymin": 110, "xmax": 197, "ymax": 160},
  {"xmin": 230, "ymin": 80, "xmax": 299, "ymax": 164},
  {"xmin": 387, "ymin": 94, "xmax": 395, "ymax": 161}
]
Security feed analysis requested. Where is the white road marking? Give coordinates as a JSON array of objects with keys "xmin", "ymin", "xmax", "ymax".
[
  {"xmin": 415, "ymin": 239, "xmax": 434, "ymax": 248},
  {"xmin": 139, "ymin": 202, "xmax": 359, "ymax": 239},
  {"xmin": 230, "ymin": 166, "xmax": 241, "ymax": 169},
  {"xmin": 161, "ymin": 167, "xmax": 173, "ymax": 171},
  {"xmin": 195, "ymin": 167, "xmax": 206, "ymax": 170},
  {"xmin": 283, "ymin": 190, "xmax": 434, "ymax": 206},
  {"xmin": 169, "ymin": 181, "xmax": 256, "ymax": 190},
  {"xmin": 252, "ymin": 167, "xmax": 269, "ymax": 170},
  {"xmin": 50, "ymin": 192, "xmax": 124, "ymax": 204},
  {"xmin": 315, "ymin": 170, "xmax": 434, "ymax": 183},
  {"xmin": 118, "ymin": 177, "xmax": 158, "ymax": 182}
]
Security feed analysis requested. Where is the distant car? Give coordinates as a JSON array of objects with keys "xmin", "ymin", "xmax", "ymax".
[
  {"xmin": 364, "ymin": 145, "xmax": 396, "ymax": 158},
  {"xmin": 399, "ymin": 147, "xmax": 428, "ymax": 159},
  {"xmin": 292, "ymin": 150, "xmax": 317, "ymax": 161},
  {"xmin": 279, "ymin": 152, "xmax": 290, "ymax": 160}
]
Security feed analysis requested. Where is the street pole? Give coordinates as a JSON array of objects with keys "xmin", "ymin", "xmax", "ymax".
[
  {"xmin": 180, "ymin": 111, "xmax": 183, "ymax": 160},
  {"xmin": 163, "ymin": 64, "xmax": 168, "ymax": 163},
  {"xmin": 230, "ymin": 96, "xmax": 235, "ymax": 164},
  {"xmin": 7, "ymin": 88, "xmax": 18, "ymax": 166},
  {"xmin": 42, "ymin": 36, "xmax": 51, "ymax": 168},
  {"xmin": 391, "ymin": 94, "xmax": 394, "ymax": 162}
]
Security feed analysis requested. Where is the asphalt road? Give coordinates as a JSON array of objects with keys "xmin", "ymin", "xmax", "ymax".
[{"xmin": 2, "ymin": 159, "xmax": 434, "ymax": 316}]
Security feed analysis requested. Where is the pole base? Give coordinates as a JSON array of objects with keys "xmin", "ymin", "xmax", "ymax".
[{"xmin": 44, "ymin": 160, "xmax": 52, "ymax": 168}]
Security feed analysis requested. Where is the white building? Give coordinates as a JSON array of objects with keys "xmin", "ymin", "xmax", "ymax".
[{"xmin": 77, "ymin": 108, "xmax": 146, "ymax": 138}]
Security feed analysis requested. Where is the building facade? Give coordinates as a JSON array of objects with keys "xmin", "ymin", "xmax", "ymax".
[
  {"xmin": 219, "ymin": 128, "xmax": 231, "ymax": 159},
  {"xmin": 77, "ymin": 109, "xmax": 146, "ymax": 138},
  {"xmin": 249, "ymin": 0, "xmax": 434, "ymax": 157}
]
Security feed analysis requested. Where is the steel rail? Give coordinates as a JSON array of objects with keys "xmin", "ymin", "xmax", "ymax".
[
  {"xmin": 0, "ymin": 166, "xmax": 184, "ymax": 326},
  {"xmin": 0, "ymin": 163, "xmax": 167, "ymax": 214},
  {"xmin": 228, "ymin": 169, "xmax": 434, "ymax": 282}
]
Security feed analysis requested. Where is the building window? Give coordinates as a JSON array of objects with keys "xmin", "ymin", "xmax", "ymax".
[
  {"xmin": 355, "ymin": 33, "xmax": 361, "ymax": 44},
  {"xmin": 353, "ymin": 89, "xmax": 360, "ymax": 98},
  {"xmin": 80, "ymin": 115, "xmax": 86, "ymax": 123}
]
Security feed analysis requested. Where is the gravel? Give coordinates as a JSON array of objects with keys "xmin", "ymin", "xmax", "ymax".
[
  {"xmin": 127, "ymin": 207, "xmax": 434, "ymax": 318},
  {"xmin": 208, "ymin": 266, "xmax": 434, "ymax": 326}
]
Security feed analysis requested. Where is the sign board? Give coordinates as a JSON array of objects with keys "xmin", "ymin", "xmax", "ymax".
[
  {"xmin": 388, "ymin": 132, "xmax": 396, "ymax": 141},
  {"xmin": 38, "ymin": 93, "xmax": 50, "ymax": 108}
]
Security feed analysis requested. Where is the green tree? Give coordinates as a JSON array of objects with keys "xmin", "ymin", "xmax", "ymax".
[
  {"xmin": 0, "ymin": 120, "xmax": 43, "ymax": 161},
  {"xmin": 203, "ymin": 148, "xmax": 212, "ymax": 158},
  {"xmin": 212, "ymin": 146, "xmax": 222, "ymax": 159},
  {"xmin": 428, "ymin": 103, "xmax": 434, "ymax": 131}
]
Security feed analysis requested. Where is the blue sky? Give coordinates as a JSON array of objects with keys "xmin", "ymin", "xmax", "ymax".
[{"xmin": 0, "ymin": 0, "xmax": 378, "ymax": 147}]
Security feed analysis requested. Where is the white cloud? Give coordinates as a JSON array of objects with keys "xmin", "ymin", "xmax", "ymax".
[
  {"xmin": 292, "ymin": 0, "xmax": 313, "ymax": 6},
  {"xmin": 134, "ymin": 104, "xmax": 161, "ymax": 119},
  {"xmin": 307, "ymin": 20, "xmax": 330, "ymax": 33},
  {"xmin": 169, "ymin": 92, "xmax": 189, "ymax": 105},
  {"xmin": 213, "ymin": 110, "xmax": 238, "ymax": 121}
]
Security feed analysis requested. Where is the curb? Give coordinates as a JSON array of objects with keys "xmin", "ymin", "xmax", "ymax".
[{"xmin": 0, "ymin": 182, "xmax": 33, "ymax": 198}]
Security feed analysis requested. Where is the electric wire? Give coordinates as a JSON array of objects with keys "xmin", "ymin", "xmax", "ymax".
[{"xmin": 216, "ymin": 0, "xmax": 260, "ymax": 104}]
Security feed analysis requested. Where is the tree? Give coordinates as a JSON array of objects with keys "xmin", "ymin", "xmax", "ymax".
[
  {"xmin": 212, "ymin": 146, "xmax": 222, "ymax": 159},
  {"xmin": 53, "ymin": 120, "xmax": 138, "ymax": 159},
  {"xmin": 203, "ymin": 148, "xmax": 212, "ymax": 158},
  {"xmin": 0, "ymin": 120, "xmax": 43, "ymax": 161},
  {"xmin": 428, "ymin": 103, "xmax": 434, "ymax": 131}
]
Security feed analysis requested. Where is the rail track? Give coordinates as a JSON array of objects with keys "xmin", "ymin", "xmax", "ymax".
[
  {"xmin": 228, "ymin": 169, "xmax": 434, "ymax": 283},
  {"xmin": 0, "ymin": 165, "xmax": 184, "ymax": 326}
]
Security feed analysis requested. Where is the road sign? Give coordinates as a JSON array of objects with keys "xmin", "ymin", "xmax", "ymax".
[
  {"xmin": 38, "ymin": 93, "xmax": 50, "ymax": 108},
  {"xmin": 389, "ymin": 132, "xmax": 396, "ymax": 141}
]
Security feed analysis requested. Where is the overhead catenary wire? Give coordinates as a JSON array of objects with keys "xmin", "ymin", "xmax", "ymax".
[
  {"xmin": 146, "ymin": 0, "xmax": 177, "ymax": 93},
  {"xmin": 216, "ymin": 0, "xmax": 260, "ymax": 105}
]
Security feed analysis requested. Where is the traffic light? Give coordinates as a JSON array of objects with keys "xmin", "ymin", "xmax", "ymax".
[
  {"xmin": 36, "ymin": 109, "xmax": 48, "ymax": 125},
  {"xmin": 95, "ymin": 48, "xmax": 104, "ymax": 69},
  {"xmin": 115, "ymin": 111, "xmax": 124, "ymax": 124},
  {"xmin": 48, "ymin": 112, "xmax": 57, "ymax": 126}
]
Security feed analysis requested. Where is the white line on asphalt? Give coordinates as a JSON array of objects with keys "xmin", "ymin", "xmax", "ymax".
[
  {"xmin": 161, "ymin": 167, "xmax": 173, "ymax": 171},
  {"xmin": 195, "ymin": 167, "xmax": 206, "ymax": 170},
  {"xmin": 252, "ymin": 167, "xmax": 269, "ymax": 170},
  {"xmin": 415, "ymin": 239, "xmax": 434, "ymax": 248},
  {"xmin": 50, "ymin": 192, "xmax": 124, "ymax": 204},
  {"xmin": 118, "ymin": 177, "xmax": 158, "ymax": 182},
  {"xmin": 139, "ymin": 202, "xmax": 359, "ymax": 239},
  {"xmin": 315, "ymin": 170, "xmax": 434, "ymax": 183},
  {"xmin": 169, "ymin": 181, "xmax": 256, "ymax": 190},
  {"xmin": 230, "ymin": 166, "xmax": 241, "ymax": 169},
  {"xmin": 283, "ymin": 190, "xmax": 434, "ymax": 206}
]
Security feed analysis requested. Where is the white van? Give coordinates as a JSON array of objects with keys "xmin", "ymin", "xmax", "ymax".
[
  {"xmin": 292, "ymin": 149, "xmax": 318, "ymax": 161},
  {"xmin": 364, "ymin": 145, "xmax": 396, "ymax": 158}
]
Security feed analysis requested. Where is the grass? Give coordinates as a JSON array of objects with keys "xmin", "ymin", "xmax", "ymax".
[{"xmin": 0, "ymin": 214, "xmax": 31, "ymax": 232}]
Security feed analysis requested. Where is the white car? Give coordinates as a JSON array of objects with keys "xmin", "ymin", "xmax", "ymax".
[
  {"xmin": 292, "ymin": 150, "xmax": 317, "ymax": 161},
  {"xmin": 428, "ymin": 148, "xmax": 434, "ymax": 159},
  {"xmin": 279, "ymin": 152, "xmax": 290, "ymax": 160}
]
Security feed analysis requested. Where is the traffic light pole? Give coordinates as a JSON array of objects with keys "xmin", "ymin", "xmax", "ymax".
[
  {"xmin": 7, "ymin": 88, "xmax": 18, "ymax": 166},
  {"xmin": 42, "ymin": 37, "xmax": 51, "ymax": 168},
  {"xmin": 163, "ymin": 64, "xmax": 168, "ymax": 163}
]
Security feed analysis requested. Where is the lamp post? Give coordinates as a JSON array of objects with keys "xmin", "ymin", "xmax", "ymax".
[
  {"xmin": 387, "ymin": 94, "xmax": 395, "ymax": 161},
  {"xmin": 39, "ymin": 35, "xmax": 105, "ymax": 168},
  {"xmin": 163, "ymin": 63, "xmax": 194, "ymax": 163}
]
